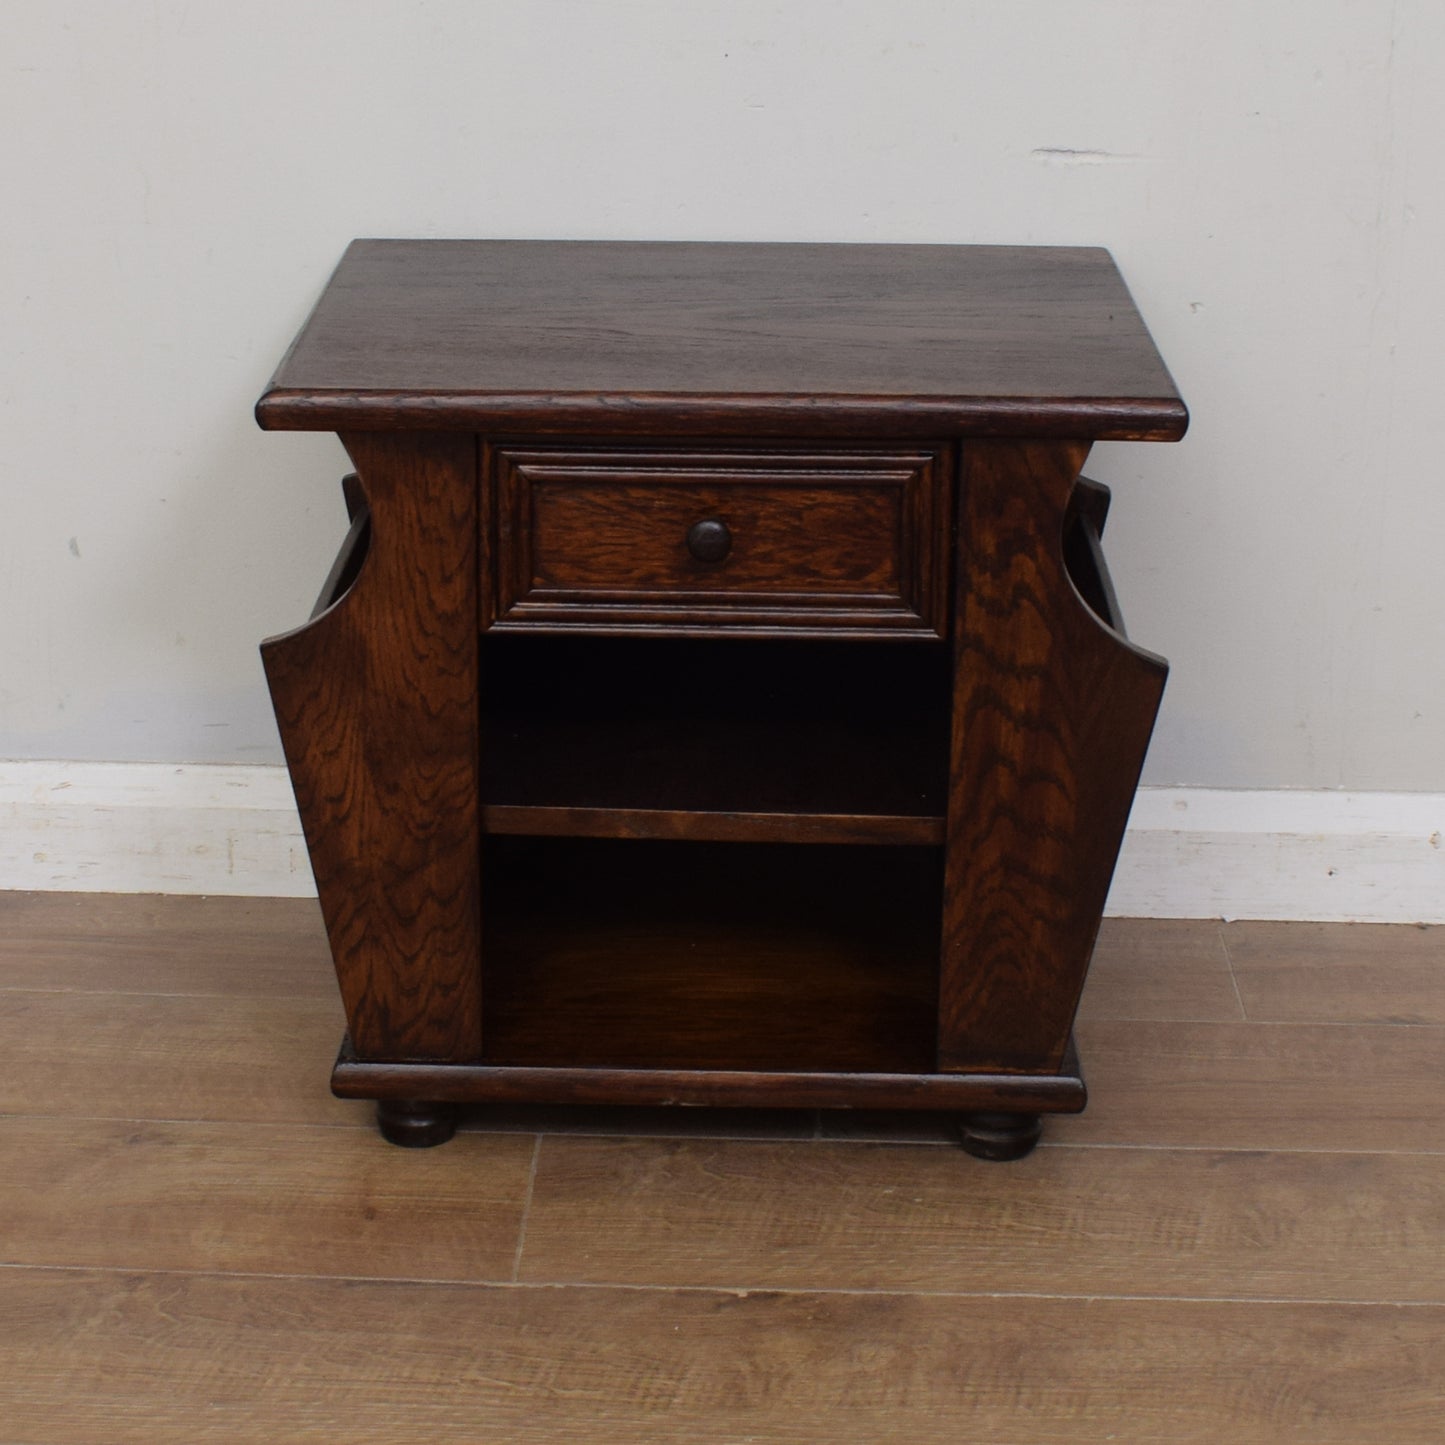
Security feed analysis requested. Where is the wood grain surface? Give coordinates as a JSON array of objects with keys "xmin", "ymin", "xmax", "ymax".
[
  {"xmin": 1071, "ymin": 1018, "xmax": 1445, "ymax": 1152},
  {"xmin": 517, "ymin": 1134, "xmax": 1445, "ymax": 1301},
  {"xmin": 0, "ymin": 1116, "xmax": 532, "ymax": 1281},
  {"xmin": 480, "ymin": 804, "xmax": 945, "ymax": 847},
  {"xmin": 0, "ymin": 891, "xmax": 334, "ymax": 996},
  {"xmin": 489, "ymin": 443, "xmax": 950, "ymax": 637},
  {"xmin": 0, "ymin": 988, "xmax": 358, "ymax": 1126},
  {"xmin": 476, "ymin": 838, "xmax": 941, "ymax": 1074},
  {"xmin": 939, "ymin": 441, "xmax": 1168, "ymax": 1073},
  {"xmin": 261, "ymin": 433, "xmax": 483, "ymax": 1061},
  {"xmin": 1076, "ymin": 916, "xmax": 1245, "ymax": 1022},
  {"xmin": 4, "ymin": 898, "xmax": 1442, "ymax": 1440},
  {"xmin": 258, "ymin": 243, "xmax": 1185, "ymax": 1131},
  {"xmin": 1224, "ymin": 920, "xmax": 1445, "ymax": 1023},
  {"xmin": 256, "ymin": 240, "xmax": 1187, "ymax": 440},
  {"xmin": 331, "ymin": 1055, "xmax": 1087, "ymax": 1115},
  {"xmin": 5, "ymin": 1273, "xmax": 1441, "ymax": 1443}
]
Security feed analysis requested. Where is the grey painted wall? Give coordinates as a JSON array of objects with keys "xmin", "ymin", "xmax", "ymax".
[{"xmin": 3, "ymin": 1, "xmax": 1437, "ymax": 790}]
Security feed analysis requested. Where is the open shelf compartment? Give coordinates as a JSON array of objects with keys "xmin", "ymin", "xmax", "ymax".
[
  {"xmin": 478, "ymin": 837, "xmax": 943, "ymax": 1074},
  {"xmin": 478, "ymin": 635, "xmax": 951, "ymax": 846}
]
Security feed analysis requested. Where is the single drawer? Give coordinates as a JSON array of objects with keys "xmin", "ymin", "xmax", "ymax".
[{"xmin": 487, "ymin": 444, "xmax": 952, "ymax": 638}]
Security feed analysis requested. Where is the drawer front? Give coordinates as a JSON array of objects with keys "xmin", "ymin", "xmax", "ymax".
[{"xmin": 488, "ymin": 445, "xmax": 952, "ymax": 638}]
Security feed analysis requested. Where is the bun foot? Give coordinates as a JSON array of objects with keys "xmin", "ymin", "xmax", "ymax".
[
  {"xmin": 958, "ymin": 1111, "xmax": 1042, "ymax": 1161},
  {"xmin": 376, "ymin": 1099, "xmax": 457, "ymax": 1148}
]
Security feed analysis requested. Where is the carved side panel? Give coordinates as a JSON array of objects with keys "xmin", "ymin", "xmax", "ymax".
[
  {"xmin": 939, "ymin": 440, "xmax": 1168, "ymax": 1074},
  {"xmin": 261, "ymin": 432, "xmax": 482, "ymax": 1061}
]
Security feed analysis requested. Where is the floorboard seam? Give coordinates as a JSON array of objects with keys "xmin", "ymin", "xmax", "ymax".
[
  {"xmin": 0, "ymin": 1260, "xmax": 1438, "ymax": 1308},
  {"xmin": 1, "ymin": 1112, "xmax": 1442, "ymax": 1156},
  {"xmin": 510, "ymin": 1135, "xmax": 542, "ymax": 1283},
  {"xmin": 0, "ymin": 1111, "xmax": 375, "ymax": 1133},
  {"xmin": 1218, "ymin": 921, "xmax": 1252, "ymax": 1020}
]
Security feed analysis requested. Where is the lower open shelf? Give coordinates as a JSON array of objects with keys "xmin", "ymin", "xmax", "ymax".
[
  {"xmin": 477, "ymin": 837, "xmax": 942, "ymax": 1073},
  {"xmin": 332, "ymin": 835, "xmax": 1085, "ymax": 1116}
]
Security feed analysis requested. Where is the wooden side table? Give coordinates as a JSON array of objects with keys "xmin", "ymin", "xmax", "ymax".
[{"xmin": 257, "ymin": 240, "xmax": 1186, "ymax": 1159}]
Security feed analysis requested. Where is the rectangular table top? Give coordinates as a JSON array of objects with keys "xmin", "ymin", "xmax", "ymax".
[{"xmin": 257, "ymin": 239, "xmax": 1186, "ymax": 440}]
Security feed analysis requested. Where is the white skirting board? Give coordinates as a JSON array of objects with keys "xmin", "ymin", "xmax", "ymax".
[
  {"xmin": 2, "ymin": 761, "xmax": 1443, "ymax": 923},
  {"xmin": 0, "ymin": 762, "xmax": 316, "ymax": 900}
]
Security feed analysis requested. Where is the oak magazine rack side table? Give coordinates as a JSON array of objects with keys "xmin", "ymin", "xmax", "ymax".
[{"xmin": 257, "ymin": 240, "xmax": 1187, "ymax": 1161}]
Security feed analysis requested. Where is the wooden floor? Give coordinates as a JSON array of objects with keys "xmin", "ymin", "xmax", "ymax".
[{"xmin": 2, "ymin": 894, "xmax": 1443, "ymax": 1442}]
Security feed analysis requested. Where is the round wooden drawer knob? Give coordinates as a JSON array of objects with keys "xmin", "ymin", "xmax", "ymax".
[{"xmin": 686, "ymin": 518, "xmax": 732, "ymax": 563}]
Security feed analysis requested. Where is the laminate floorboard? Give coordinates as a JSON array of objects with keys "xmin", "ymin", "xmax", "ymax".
[
  {"xmin": 0, "ymin": 989, "xmax": 362, "ymax": 1127},
  {"xmin": 5, "ymin": 1270, "xmax": 1443, "ymax": 1444},
  {"xmin": 517, "ymin": 1135, "xmax": 1445, "ymax": 1301},
  {"xmin": 1070, "ymin": 1018, "xmax": 1445, "ymax": 1152},
  {"xmin": 1223, "ymin": 920, "xmax": 1445, "ymax": 1024},
  {"xmin": 456, "ymin": 1101, "xmax": 820, "ymax": 1140},
  {"xmin": 2, "ymin": 894, "xmax": 1442, "ymax": 1442},
  {"xmin": 0, "ymin": 891, "xmax": 334, "ymax": 997},
  {"xmin": 1078, "ymin": 917, "xmax": 1243, "ymax": 1022},
  {"xmin": 0, "ymin": 1116, "xmax": 533, "ymax": 1282},
  {"xmin": 825, "ymin": 1019, "xmax": 1445, "ymax": 1151}
]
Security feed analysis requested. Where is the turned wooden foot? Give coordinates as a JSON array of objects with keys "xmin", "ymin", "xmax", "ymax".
[
  {"xmin": 958, "ymin": 1111, "xmax": 1042, "ymax": 1161},
  {"xmin": 376, "ymin": 1099, "xmax": 457, "ymax": 1148}
]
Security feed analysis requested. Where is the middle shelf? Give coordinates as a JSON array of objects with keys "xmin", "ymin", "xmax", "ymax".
[{"xmin": 478, "ymin": 634, "xmax": 952, "ymax": 846}]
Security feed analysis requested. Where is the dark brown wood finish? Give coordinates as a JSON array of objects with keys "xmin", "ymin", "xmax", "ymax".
[
  {"xmin": 331, "ymin": 1050, "xmax": 1087, "ymax": 1114},
  {"xmin": 938, "ymin": 441, "xmax": 1168, "ymax": 1073},
  {"xmin": 255, "ymin": 239, "xmax": 1185, "ymax": 1149},
  {"xmin": 1065, "ymin": 477, "xmax": 1124, "ymax": 631},
  {"xmin": 957, "ymin": 1111, "xmax": 1045, "ymax": 1161},
  {"xmin": 488, "ymin": 444, "xmax": 951, "ymax": 637},
  {"xmin": 309, "ymin": 488, "xmax": 369, "ymax": 619},
  {"xmin": 261, "ymin": 433, "xmax": 483, "ymax": 1061},
  {"xmin": 257, "ymin": 241, "xmax": 1186, "ymax": 440},
  {"xmin": 477, "ymin": 839, "xmax": 942, "ymax": 1074},
  {"xmin": 480, "ymin": 805, "xmax": 944, "ymax": 846},
  {"xmin": 375, "ymin": 1098, "xmax": 459, "ymax": 1148}
]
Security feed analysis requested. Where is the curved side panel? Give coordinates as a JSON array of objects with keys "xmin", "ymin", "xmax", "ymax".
[
  {"xmin": 261, "ymin": 435, "xmax": 481, "ymax": 1062},
  {"xmin": 939, "ymin": 440, "xmax": 1168, "ymax": 1074}
]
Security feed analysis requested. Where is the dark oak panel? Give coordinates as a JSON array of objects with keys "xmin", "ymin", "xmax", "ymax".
[
  {"xmin": 257, "ymin": 240, "xmax": 1186, "ymax": 440},
  {"xmin": 490, "ymin": 444, "xmax": 950, "ymax": 637},
  {"xmin": 939, "ymin": 441, "xmax": 1168, "ymax": 1073},
  {"xmin": 261, "ymin": 435, "xmax": 483, "ymax": 1061}
]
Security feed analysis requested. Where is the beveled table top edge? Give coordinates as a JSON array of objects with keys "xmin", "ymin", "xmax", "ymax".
[{"xmin": 255, "ymin": 389, "xmax": 1189, "ymax": 442}]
